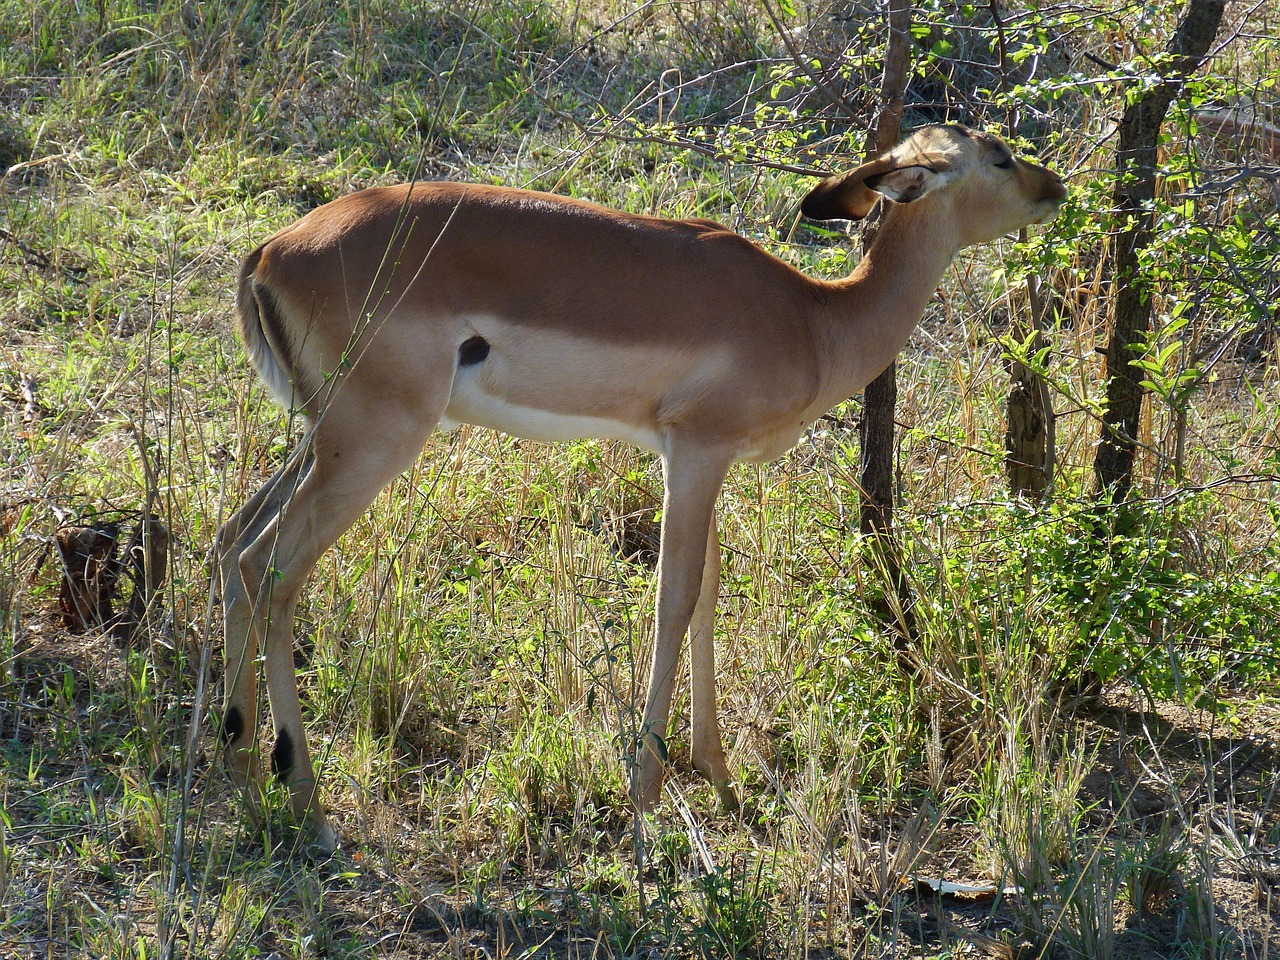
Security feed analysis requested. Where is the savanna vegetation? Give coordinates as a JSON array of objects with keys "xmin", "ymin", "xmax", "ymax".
[{"xmin": 1, "ymin": 1, "xmax": 1278, "ymax": 957}]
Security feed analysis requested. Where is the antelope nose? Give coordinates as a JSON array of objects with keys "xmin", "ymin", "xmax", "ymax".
[{"xmin": 1045, "ymin": 173, "xmax": 1068, "ymax": 203}]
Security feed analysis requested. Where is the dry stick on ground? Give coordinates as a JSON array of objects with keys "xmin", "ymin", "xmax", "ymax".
[{"xmin": 1093, "ymin": 0, "xmax": 1226, "ymax": 500}]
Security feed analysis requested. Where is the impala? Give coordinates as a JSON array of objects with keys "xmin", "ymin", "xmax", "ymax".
[{"xmin": 217, "ymin": 124, "xmax": 1066, "ymax": 851}]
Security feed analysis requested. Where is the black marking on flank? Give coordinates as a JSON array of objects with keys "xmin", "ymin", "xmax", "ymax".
[
  {"xmin": 223, "ymin": 706, "xmax": 245, "ymax": 745},
  {"xmin": 458, "ymin": 335, "xmax": 490, "ymax": 367},
  {"xmin": 271, "ymin": 728, "xmax": 295, "ymax": 781}
]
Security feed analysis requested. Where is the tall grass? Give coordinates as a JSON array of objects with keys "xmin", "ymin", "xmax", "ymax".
[{"xmin": 2, "ymin": 1, "xmax": 1279, "ymax": 957}]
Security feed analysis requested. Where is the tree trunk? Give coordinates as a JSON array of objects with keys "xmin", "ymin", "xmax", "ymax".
[
  {"xmin": 860, "ymin": 0, "xmax": 911, "ymax": 537},
  {"xmin": 989, "ymin": 0, "xmax": 1055, "ymax": 499},
  {"xmin": 859, "ymin": 360, "xmax": 899, "ymax": 537},
  {"xmin": 1005, "ymin": 278, "xmax": 1056, "ymax": 498},
  {"xmin": 857, "ymin": 0, "xmax": 913, "ymax": 633},
  {"xmin": 1006, "ymin": 348, "xmax": 1049, "ymax": 498},
  {"xmin": 858, "ymin": 0, "xmax": 911, "ymax": 539},
  {"xmin": 1093, "ymin": 0, "xmax": 1225, "ymax": 499}
]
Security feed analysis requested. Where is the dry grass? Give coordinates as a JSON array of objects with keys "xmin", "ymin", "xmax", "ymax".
[{"xmin": 2, "ymin": 1, "xmax": 1279, "ymax": 957}]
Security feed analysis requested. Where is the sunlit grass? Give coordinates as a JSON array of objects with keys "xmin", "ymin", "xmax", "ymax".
[{"xmin": 3, "ymin": 0, "xmax": 1280, "ymax": 957}]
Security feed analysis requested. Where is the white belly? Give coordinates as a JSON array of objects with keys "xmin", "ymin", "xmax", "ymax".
[{"xmin": 440, "ymin": 377, "xmax": 664, "ymax": 454}]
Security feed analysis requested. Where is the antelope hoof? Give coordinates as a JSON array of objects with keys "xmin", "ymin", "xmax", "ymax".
[
  {"xmin": 305, "ymin": 818, "xmax": 340, "ymax": 858},
  {"xmin": 715, "ymin": 780, "xmax": 740, "ymax": 815}
]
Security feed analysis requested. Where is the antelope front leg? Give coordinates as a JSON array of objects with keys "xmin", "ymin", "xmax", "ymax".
[
  {"xmin": 635, "ymin": 439, "xmax": 733, "ymax": 810},
  {"xmin": 688, "ymin": 514, "xmax": 738, "ymax": 812}
]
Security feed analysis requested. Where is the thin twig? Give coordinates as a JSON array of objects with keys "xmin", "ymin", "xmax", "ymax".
[{"xmin": 759, "ymin": 0, "xmax": 863, "ymax": 125}]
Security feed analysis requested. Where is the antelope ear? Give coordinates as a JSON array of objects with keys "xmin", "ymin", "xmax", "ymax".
[
  {"xmin": 801, "ymin": 152, "xmax": 956, "ymax": 221},
  {"xmin": 864, "ymin": 163, "xmax": 952, "ymax": 204},
  {"xmin": 800, "ymin": 156, "xmax": 898, "ymax": 222}
]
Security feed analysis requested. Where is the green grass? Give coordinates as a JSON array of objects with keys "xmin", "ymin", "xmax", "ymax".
[{"xmin": 3, "ymin": 0, "xmax": 1280, "ymax": 957}]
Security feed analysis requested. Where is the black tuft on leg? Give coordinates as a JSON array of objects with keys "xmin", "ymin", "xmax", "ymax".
[
  {"xmin": 223, "ymin": 705, "xmax": 245, "ymax": 745},
  {"xmin": 271, "ymin": 728, "xmax": 295, "ymax": 781}
]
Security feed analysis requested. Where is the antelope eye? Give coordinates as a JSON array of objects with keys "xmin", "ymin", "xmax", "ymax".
[{"xmin": 994, "ymin": 157, "xmax": 1014, "ymax": 170}]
